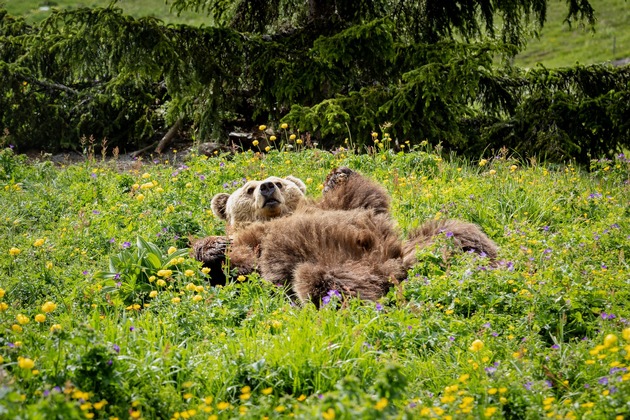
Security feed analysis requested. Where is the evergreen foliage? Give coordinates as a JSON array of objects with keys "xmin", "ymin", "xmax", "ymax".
[{"xmin": 2, "ymin": 0, "xmax": 628, "ymax": 162}]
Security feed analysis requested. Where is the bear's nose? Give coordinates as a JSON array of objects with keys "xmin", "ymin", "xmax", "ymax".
[{"xmin": 260, "ymin": 181, "xmax": 276, "ymax": 197}]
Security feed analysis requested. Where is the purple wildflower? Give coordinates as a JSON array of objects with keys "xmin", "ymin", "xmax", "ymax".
[
  {"xmin": 122, "ymin": 241, "xmax": 131, "ymax": 249},
  {"xmin": 375, "ymin": 303, "xmax": 383, "ymax": 311},
  {"xmin": 113, "ymin": 344, "xmax": 120, "ymax": 353},
  {"xmin": 445, "ymin": 231, "xmax": 454, "ymax": 238}
]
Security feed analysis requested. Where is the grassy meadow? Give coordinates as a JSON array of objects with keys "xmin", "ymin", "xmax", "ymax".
[{"xmin": 1, "ymin": 134, "xmax": 629, "ymax": 418}]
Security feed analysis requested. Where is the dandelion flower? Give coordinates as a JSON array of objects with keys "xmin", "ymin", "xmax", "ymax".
[
  {"xmin": 469, "ymin": 339, "xmax": 484, "ymax": 352},
  {"xmin": 604, "ymin": 334, "xmax": 618, "ymax": 347},
  {"xmin": 296, "ymin": 139, "xmax": 303, "ymax": 145},
  {"xmin": 9, "ymin": 247, "xmax": 21, "ymax": 256},
  {"xmin": 16, "ymin": 314, "xmax": 29, "ymax": 325},
  {"xmin": 157, "ymin": 269, "xmax": 172, "ymax": 278},
  {"xmin": 156, "ymin": 279, "xmax": 167, "ymax": 287},
  {"xmin": 623, "ymin": 328, "xmax": 630, "ymax": 341},
  {"xmin": 201, "ymin": 267, "xmax": 211, "ymax": 274},
  {"xmin": 252, "ymin": 140, "xmax": 259, "ymax": 147},
  {"xmin": 17, "ymin": 357, "xmax": 35, "ymax": 369},
  {"xmin": 42, "ymin": 301, "xmax": 57, "ymax": 313},
  {"xmin": 12, "ymin": 324, "xmax": 23, "ymax": 333},
  {"xmin": 149, "ymin": 291, "xmax": 158, "ymax": 298},
  {"xmin": 237, "ymin": 275, "xmax": 246, "ymax": 282},
  {"xmin": 50, "ymin": 324, "xmax": 62, "ymax": 333},
  {"xmin": 184, "ymin": 270, "xmax": 195, "ymax": 277},
  {"xmin": 167, "ymin": 246, "xmax": 177, "ymax": 255},
  {"xmin": 479, "ymin": 159, "xmax": 488, "ymax": 166},
  {"xmin": 33, "ymin": 238, "xmax": 45, "ymax": 247},
  {"xmin": 289, "ymin": 134, "xmax": 296, "ymax": 141},
  {"xmin": 322, "ymin": 408, "xmax": 335, "ymax": 420},
  {"xmin": 258, "ymin": 125, "xmax": 267, "ymax": 131},
  {"xmin": 192, "ymin": 295, "xmax": 202, "ymax": 302},
  {"xmin": 136, "ymin": 194, "xmax": 145, "ymax": 201},
  {"xmin": 280, "ymin": 123, "xmax": 288, "ymax": 129},
  {"xmin": 35, "ymin": 314, "xmax": 46, "ymax": 323},
  {"xmin": 374, "ymin": 398, "xmax": 388, "ymax": 411},
  {"xmin": 0, "ymin": 287, "xmax": 4, "ymax": 298},
  {"xmin": 0, "ymin": 302, "xmax": 8, "ymax": 311},
  {"xmin": 269, "ymin": 135, "xmax": 277, "ymax": 141},
  {"xmin": 171, "ymin": 297, "xmax": 181, "ymax": 304},
  {"xmin": 262, "ymin": 387, "xmax": 273, "ymax": 395}
]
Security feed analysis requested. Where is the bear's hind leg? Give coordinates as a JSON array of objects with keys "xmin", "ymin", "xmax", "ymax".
[
  {"xmin": 319, "ymin": 167, "xmax": 390, "ymax": 214},
  {"xmin": 292, "ymin": 261, "xmax": 398, "ymax": 306}
]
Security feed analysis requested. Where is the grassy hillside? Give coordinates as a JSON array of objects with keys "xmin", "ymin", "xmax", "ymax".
[
  {"xmin": 1, "ymin": 139, "xmax": 629, "ymax": 418},
  {"xmin": 2, "ymin": 0, "xmax": 629, "ymax": 67},
  {"xmin": 515, "ymin": 0, "xmax": 630, "ymax": 67}
]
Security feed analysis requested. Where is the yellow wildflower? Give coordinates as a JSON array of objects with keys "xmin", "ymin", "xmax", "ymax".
[
  {"xmin": 262, "ymin": 387, "xmax": 273, "ymax": 395},
  {"xmin": 16, "ymin": 314, "xmax": 29, "ymax": 325},
  {"xmin": 18, "ymin": 357, "xmax": 35, "ymax": 369},
  {"xmin": 604, "ymin": 334, "xmax": 618, "ymax": 348},
  {"xmin": 374, "ymin": 397, "xmax": 388, "ymax": 411},
  {"xmin": 484, "ymin": 407, "xmax": 498, "ymax": 417},
  {"xmin": 469, "ymin": 339, "xmax": 484, "ymax": 352},
  {"xmin": 35, "ymin": 314, "xmax": 46, "ymax": 323},
  {"xmin": 33, "ymin": 238, "xmax": 45, "ymax": 247},
  {"xmin": 280, "ymin": 123, "xmax": 288, "ymax": 129},
  {"xmin": 184, "ymin": 270, "xmax": 195, "ymax": 277},
  {"xmin": 479, "ymin": 159, "xmax": 488, "ymax": 166},
  {"xmin": 322, "ymin": 408, "xmax": 335, "ymax": 420},
  {"xmin": 157, "ymin": 269, "xmax": 172, "ymax": 277},
  {"xmin": 42, "ymin": 301, "xmax": 57, "ymax": 313},
  {"xmin": 167, "ymin": 246, "xmax": 177, "ymax": 255},
  {"xmin": 9, "ymin": 247, "xmax": 21, "ymax": 256},
  {"xmin": 258, "ymin": 125, "xmax": 267, "ymax": 131},
  {"xmin": 50, "ymin": 324, "xmax": 62, "ymax": 332}
]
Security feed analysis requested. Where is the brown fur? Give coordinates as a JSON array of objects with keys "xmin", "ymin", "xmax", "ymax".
[{"xmin": 192, "ymin": 167, "xmax": 498, "ymax": 305}]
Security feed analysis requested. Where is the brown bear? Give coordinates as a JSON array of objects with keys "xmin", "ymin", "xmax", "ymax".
[{"xmin": 192, "ymin": 167, "xmax": 498, "ymax": 305}]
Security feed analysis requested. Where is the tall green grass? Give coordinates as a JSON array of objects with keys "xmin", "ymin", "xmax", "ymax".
[{"xmin": 1, "ymin": 138, "xmax": 629, "ymax": 418}]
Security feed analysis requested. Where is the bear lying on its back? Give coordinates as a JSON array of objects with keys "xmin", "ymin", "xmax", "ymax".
[{"xmin": 192, "ymin": 167, "xmax": 498, "ymax": 305}]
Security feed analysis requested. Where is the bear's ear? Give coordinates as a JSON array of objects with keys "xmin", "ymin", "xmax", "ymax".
[
  {"xmin": 285, "ymin": 175, "xmax": 307, "ymax": 194},
  {"xmin": 211, "ymin": 193, "xmax": 230, "ymax": 220}
]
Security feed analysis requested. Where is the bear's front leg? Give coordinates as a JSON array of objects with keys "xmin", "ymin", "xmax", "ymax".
[
  {"xmin": 320, "ymin": 167, "xmax": 391, "ymax": 214},
  {"xmin": 190, "ymin": 235, "xmax": 232, "ymax": 286}
]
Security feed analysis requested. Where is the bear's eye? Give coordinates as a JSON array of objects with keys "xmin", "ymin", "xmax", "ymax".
[
  {"xmin": 274, "ymin": 182, "xmax": 283, "ymax": 189},
  {"xmin": 247, "ymin": 187, "xmax": 255, "ymax": 195}
]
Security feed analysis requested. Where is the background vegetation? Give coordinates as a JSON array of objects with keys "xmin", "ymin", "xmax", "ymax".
[
  {"xmin": 1, "ymin": 0, "xmax": 629, "ymax": 163},
  {"xmin": 0, "ymin": 142, "xmax": 629, "ymax": 418},
  {"xmin": 6, "ymin": 0, "xmax": 629, "ymax": 68}
]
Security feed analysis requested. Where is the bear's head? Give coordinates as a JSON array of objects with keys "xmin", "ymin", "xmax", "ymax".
[{"xmin": 211, "ymin": 175, "xmax": 307, "ymax": 229}]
